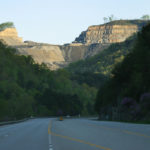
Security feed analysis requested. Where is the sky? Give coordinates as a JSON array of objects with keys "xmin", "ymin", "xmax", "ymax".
[{"xmin": 0, "ymin": 0, "xmax": 150, "ymax": 45}]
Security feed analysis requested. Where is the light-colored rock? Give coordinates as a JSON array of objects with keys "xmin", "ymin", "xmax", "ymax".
[
  {"xmin": 16, "ymin": 45, "xmax": 65, "ymax": 70},
  {"xmin": 73, "ymin": 20, "xmax": 149, "ymax": 44},
  {"xmin": 74, "ymin": 24, "xmax": 138, "ymax": 44},
  {"xmin": 0, "ymin": 28, "xmax": 23, "ymax": 45}
]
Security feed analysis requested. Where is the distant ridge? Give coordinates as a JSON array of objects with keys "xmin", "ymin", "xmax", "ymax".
[{"xmin": 0, "ymin": 20, "xmax": 149, "ymax": 70}]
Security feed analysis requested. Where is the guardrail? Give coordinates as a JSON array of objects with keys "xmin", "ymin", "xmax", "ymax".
[{"xmin": 0, "ymin": 118, "xmax": 29, "ymax": 126}]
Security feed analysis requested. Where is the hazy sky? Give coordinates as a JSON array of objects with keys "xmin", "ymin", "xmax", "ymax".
[{"xmin": 0, "ymin": 0, "xmax": 150, "ymax": 44}]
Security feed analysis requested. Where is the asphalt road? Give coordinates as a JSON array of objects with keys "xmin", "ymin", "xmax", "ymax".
[{"xmin": 0, "ymin": 118, "xmax": 150, "ymax": 150}]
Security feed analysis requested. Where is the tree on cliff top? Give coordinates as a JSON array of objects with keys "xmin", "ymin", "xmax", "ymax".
[
  {"xmin": 0, "ymin": 22, "xmax": 14, "ymax": 31},
  {"xmin": 141, "ymin": 15, "xmax": 150, "ymax": 20},
  {"xmin": 103, "ymin": 15, "xmax": 116, "ymax": 23}
]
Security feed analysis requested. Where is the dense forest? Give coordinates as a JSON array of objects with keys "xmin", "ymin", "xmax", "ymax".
[
  {"xmin": 95, "ymin": 23, "xmax": 150, "ymax": 123},
  {"xmin": 0, "ymin": 41, "xmax": 97, "ymax": 121}
]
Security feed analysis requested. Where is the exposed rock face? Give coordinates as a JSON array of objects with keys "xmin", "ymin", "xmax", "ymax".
[
  {"xmin": 16, "ymin": 44, "xmax": 66, "ymax": 70},
  {"xmin": 0, "ymin": 20, "xmax": 148, "ymax": 70},
  {"xmin": 16, "ymin": 43, "xmax": 109, "ymax": 70},
  {"xmin": 0, "ymin": 28, "xmax": 23, "ymax": 45},
  {"xmin": 74, "ymin": 25, "xmax": 138, "ymax": 44},
  {"xmin": 74, "ymin": 20, "xmax": 149, "ymax": 44},
  {"xmin": 61, "ymin": 43, "xmax": 109, "ymax": 62},
  {"xmin": 0, "ymin": 28, "xmax": 108, "ymax": 70}
]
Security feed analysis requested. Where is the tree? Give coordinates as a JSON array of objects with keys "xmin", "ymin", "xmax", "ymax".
[
  {"xmin": 108, "ymin": 15, "xmax": 115, "ymax": 22},
  {"xmin": 103, "ymin": 17, "xmax": 108, "ymax": 23},
  {"xmin": 141, "ymin": 15, "xmax": 150, "ymax": 20},
  {"xmin": 103, "ymin": 15, "xmax": 116, "ymax": 23}
]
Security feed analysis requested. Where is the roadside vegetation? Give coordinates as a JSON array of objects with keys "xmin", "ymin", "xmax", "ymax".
[{"xmin": 95, "ymin": 23, "xmax": 150, "ymax": 123}]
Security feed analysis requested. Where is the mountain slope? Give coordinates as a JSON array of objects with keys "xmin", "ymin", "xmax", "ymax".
[
  {"xmin": 67, "ymin": 35, "xmax": 136, "ymax": 75},
  {"xmin": 66, "ymin": 35, "xmax": 136, "ymax": 88}
]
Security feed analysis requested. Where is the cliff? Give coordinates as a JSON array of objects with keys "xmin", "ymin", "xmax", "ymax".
[
  {"xmin": 0, "ymin": 20, "xmax": 148, "ymax": 70},
  {"xmin": 0, "ymin": 28, "xmax": 23, "ymax": 45},
  {"xmin": 74, "ymin": 20, "xmax": 149, "ymax": 44}
]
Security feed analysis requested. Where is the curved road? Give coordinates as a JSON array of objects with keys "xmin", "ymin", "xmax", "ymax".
[{"xmin": 0, "ymin": 118, "xmax": 150, "ymax": 150}]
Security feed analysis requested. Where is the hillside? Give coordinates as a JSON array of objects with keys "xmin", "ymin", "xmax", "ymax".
[
  {"xmin": 95, "ymin": 23, "xmax": 150, "ymax": 122},
  {"xmin": 67, "ymin": 35, "xmax": 136, "ymax": 75},
  {"xmin": 66, "ymin": 35, "xmax": 136, "ymax": 87}
]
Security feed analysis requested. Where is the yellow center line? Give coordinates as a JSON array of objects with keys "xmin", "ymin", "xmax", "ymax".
[
  {"xmin": 88, "ymin": 123, "xmax": 150, "ymax": 139},
  {"xmin": 88, "ymin": 123, "xmax": 126, "ymax": 133},
  {"xmin": 51, "ymin": 132, "xmax": 111, "ymax": 150},
  {"xmin": 88, "ymin": 124, "xmax": 119, "ymax": 131},
  {"xmin": 48, "ymin": 120, "xmax": 52, "ymax": 134},
  {"xmin": 123, "ymin": 130, "xmax": 150, "ymax": 138},
  {"xmin": 48, "ymin": 120, "xmax": 112, "ymax": 150}
]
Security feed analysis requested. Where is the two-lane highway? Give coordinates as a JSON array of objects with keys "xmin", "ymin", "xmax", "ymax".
[{"xmin": 0, "ymin": 118, "xmax": 150, "ymax": 150}]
